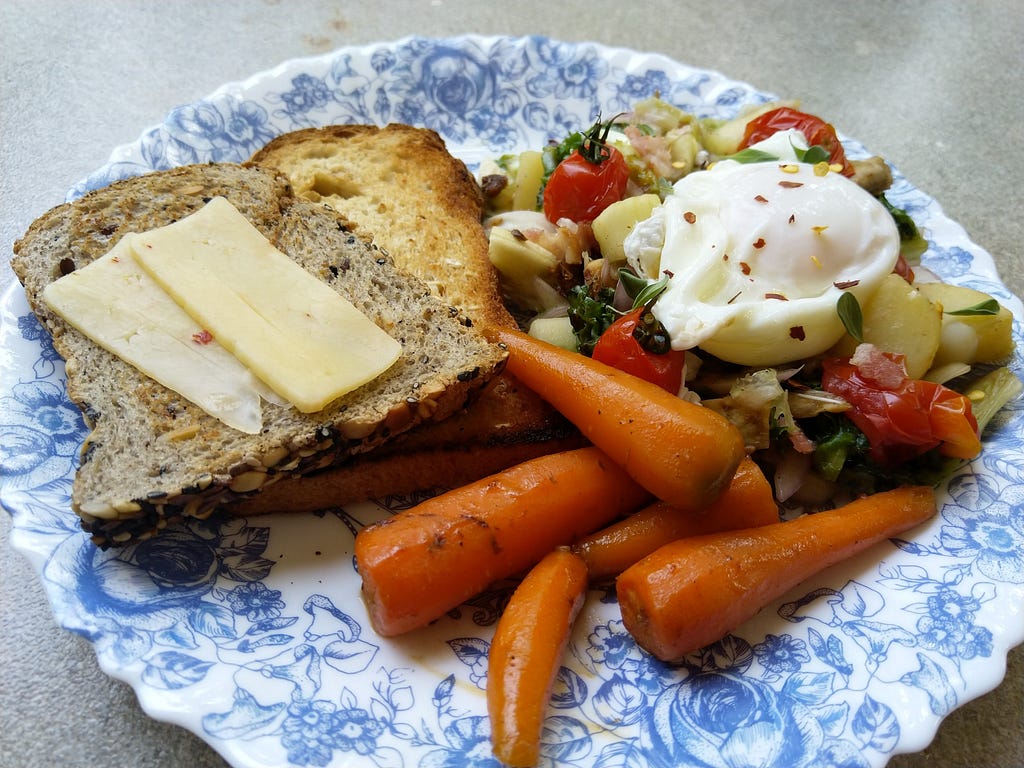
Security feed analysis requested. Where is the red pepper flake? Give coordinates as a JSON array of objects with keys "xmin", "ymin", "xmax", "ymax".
[
  {"xmin": 683, "ymin": 211, "xmax": 697, "ymax": 224},
  {"xmin": 833, "ymin": 279, "xmax": 861, "ymax": 289},
  {"xmin": 765, "ymin": 292, "xmax": 788, "ymax": 301},
  {"xmin": 778, "ymin": 181, "xmax": 804, "ymax": 189},
  {"xmin": 789, "ymin": 214, "xmax": 796, "ymax": 224},
  {"xmin": 789, "ymin": 325, "xmax": 806, "ymax": 340},
  {"xmin": 192, "ymin": 329, "xmax": 214, "ymax": 345},
  {"xmin": 662, "ymin": 269, "xmax": 674, "ymax": 278},
  {"xmin": 753, "ymin": 238, "xmax": 766, "ymax": 249},
  {"xmin": 739, "ymin": 262, "xmax": 752, "ymax": 275},
  {"xmin": 754, "ymin": 194, "xmax": 769, "ymax": 204},
  {"xmin": 111, "ymin": 256, "xmax": 120, "ymax": 263}
]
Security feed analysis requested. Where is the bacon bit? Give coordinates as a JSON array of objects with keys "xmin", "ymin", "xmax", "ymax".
[
  {"xmin": 192, "ymin": 329, "xmax": 214, "ymax": 345},
  {"xmin": 788, "ymin": 214, "xmax": 796, "ymax": 224},
  {"xmin": 778, "ymin": 181, "xmax": 804, "ymax": 189},
  {"xmin": 811, "ymin": 225, "xmax": 829, "ymax": 235},
  {"xmin": 813, "ymin": 161, "xmax": 831, "ymax": 177},
  {"xmin": 779, "ymin": 164, "xmax": 800, "ymax": 174},
  {"xmin": 789, "ymin": 325, "xmax": 806, "ymax": 340},
  {"xmin": 765, "ymin": 292, "xmax": 788, "ymax": 301},
  {"xmin": 754, "ymin": 194, "xmax": 769, "ymax": 204},
  {"xmin": 683, "ymin": 211, "xmax": 697, "ymax": 224},
  {"xmin": 752, "ymin": 238, "xmax": 766, "ymax": 249},
  {"xmin": 834, "ymin": 279, "xmax": 861, "ymax": 289},
  {"xmin": 739, "ymin": 262, "xmax": 752, "ymax": 275}
]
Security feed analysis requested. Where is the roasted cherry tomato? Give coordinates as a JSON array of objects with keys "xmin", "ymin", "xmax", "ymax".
[
  {"xmin": 739, "ymin": 107, "xmax": 854, "ymax": 176},
  {"xmin": 821, "ymin": 351, "xmax": 980, "ymax": 466},
  {"xmin": 592, "ymin": 307, "xmax": 686, "ymax": 393},
  {"xmin": 543, "ymin": 123, "xmax": 630, "ymax": 224}
]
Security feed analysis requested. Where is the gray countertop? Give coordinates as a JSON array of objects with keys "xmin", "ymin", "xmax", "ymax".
[{"xmin": 2, "ymin": 2, "xmax": 1021, "ymax": 767}]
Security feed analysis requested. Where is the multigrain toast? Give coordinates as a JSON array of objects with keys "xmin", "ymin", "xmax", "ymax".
[
  {"xmin": 11, "ymin": 163, "xmax": 507, "ymax": 546},
  {"xmin": 237, "ymin": 125, "xmax": 580, "ymax": 513}
]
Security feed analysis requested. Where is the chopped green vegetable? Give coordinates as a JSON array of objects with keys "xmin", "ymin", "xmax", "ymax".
[
  {"xmin": 566, "ymin": 285, "xmax": 618, "ymax": 356},
  {"xmin": 726, "ymin": 147, "xmax": 779, "ymax": 164},
  {"xmin": 806, "ymin": 413, "xmax": 871, "ymax": 482},
  {"xmin": 793, "ymin": 143, "xmax": 830, "ymax": 164}
]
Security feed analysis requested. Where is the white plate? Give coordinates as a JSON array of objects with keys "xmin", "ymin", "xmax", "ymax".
[{"xmin": 2, "ymin": 35, "xmax": 1023, "ymax": 768}]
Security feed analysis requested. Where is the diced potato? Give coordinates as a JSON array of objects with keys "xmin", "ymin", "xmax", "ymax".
[
  {"xmin": 528, "ymin": 316, "xmax": 577, "ymax": 351},
  {"xmin": 698, "ymin": 101, "xmax": 796, "ymax": 156},
  {"xmin": 591, "ymin": 194, "xmax": 662, "ymax": 266},
  {"xmin": 916, "ymin": 282, "xmax": 1015, "ymax": 365},
  {"xmin": 511, "ymin": 150, "xmax": 544, "ymax": 212},
  {"xmin": 488, "ymin": 227, "xmax": 561, "ymax": 312},
  {"xmin": 830, "ymin": 273, "xmax": 943, "ymax": 378}
]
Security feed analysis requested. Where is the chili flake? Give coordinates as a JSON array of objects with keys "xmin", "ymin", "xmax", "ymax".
[
  {"xmin": 739, "ymin": 262, "xmax": 752, "ymax": 275},
  {"xmin": 789, "ymin": 214, "xmax": 797, "ymax": 224},
  {"xmin": 789, "ymin": 325, "xmax": 806, "ymax": 340},
  {"xmin": 192, "ymin": 329, "xmax": 214, "ymax": 345},
  {"xmin": 834, "ymin": 279, "xmax": 861, "ymax": 289},
  {"xmin": 683, "ymin": 211, "xmax": 697, "ymax": 224},
  {"xmin": 765, "ymin": 292, "xmax": 788, "ymax": 301},
  {"xmin": 778, "ymin": 181, "xmax": 804, "ymax": 189},
  {"xmin": 754, "ymin": 194, "xmax": 769, "ymax": 204},
  {"xmin": 753, "ymin": 238, "xmax": 766, "ymax": 249}
]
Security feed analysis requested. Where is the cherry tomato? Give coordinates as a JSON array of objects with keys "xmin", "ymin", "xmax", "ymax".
[
  {"xmin": 543, "ymin": 144, "xmax": 630, "ymax": 224},
  {"xmin": 820, "ymin": 352, "xmax": 980, "ymax": 466},
  {"xmin": 592, "ymin": 307, "xmax": 687, "ymax": 393},
  {"xmin": 739, "ymin": 107, "xmax": 854, "ymax": 176}
]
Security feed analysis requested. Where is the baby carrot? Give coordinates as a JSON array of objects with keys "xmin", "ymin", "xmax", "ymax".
[
  {"xmin": 572, "ymin": 457, "xmax": 778, "ymax": 579},
  {"xmin": 488, "ymin": 548, "xmax": 588, "ymax": 768},
  {"xmin": 485, "ymin": 327, "xmax": 746, "ymax": 512},
  {"xmin": 355, "ymin": 446, "xmax": 652, "ymax": 636},
  {"xmin": 616, "ymin": 485, "xmax": 936, "ymax": 661}
]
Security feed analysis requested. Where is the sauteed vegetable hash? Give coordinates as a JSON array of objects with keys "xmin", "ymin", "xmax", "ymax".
[{"xmin": 479, "ymin": 98, "xmax": 1021, "ymax": 505}]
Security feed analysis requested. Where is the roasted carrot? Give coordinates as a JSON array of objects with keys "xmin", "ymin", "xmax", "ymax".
[
  {"xmin": 485, "ymin": 327, "xmax": 746, "ymax": 512},
  {"xmin": 355, "ymin": 446, "xmax": 652, "ymax": 636},
  {"xmin": 616, "ymin": 485, "xmax": 937, "ymax": 661},
  {"xmin": 488, "ymin": 548, "xmax": 588, "ymax": 767},
  {"xmin": 572, "ymin": 457, "xmax": 778, "ymax": 579}
]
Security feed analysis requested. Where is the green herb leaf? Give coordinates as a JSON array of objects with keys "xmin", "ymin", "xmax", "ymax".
[
  {"xmin": 837, "ymin": 291, "xmax": 864, "ymax": 342},
  {"xmin": 793, "ymin": 144, "xmax": 830, "ymax": 164},
  {"xmin": 946, "ymin": 299, "xmax": 1000, "ymax": 316},
  {"xmin": 632, "ymin": 273, "xmax": 670, "ymax": 310},
  {"xmin": 617, "ymin": 268, "xmax": 649, "ymax": 301},
  {"xmin": 879, "ymin": 194, "xmax": 929, "ymax": 261},
  {"xmin": 726, "ymin": 147, "xmax": 779, "ymax": 164}
]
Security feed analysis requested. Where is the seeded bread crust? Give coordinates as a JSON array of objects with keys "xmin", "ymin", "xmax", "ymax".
[
  {"xmin": 247, "ymin": 123, "xmax": 514, "ymax": 329},
  {"xmin": 237, "ymin": 125, "xmax": 578, "ymax": 515},
  {"xmin": 11, "ymin": 163, "xmax": 507, "ymax": 546}
]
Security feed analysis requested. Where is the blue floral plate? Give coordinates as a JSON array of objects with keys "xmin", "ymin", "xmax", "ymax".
[{"xmin": 2, "ymin": 35, "xmax": 1023, "ymax": 768}]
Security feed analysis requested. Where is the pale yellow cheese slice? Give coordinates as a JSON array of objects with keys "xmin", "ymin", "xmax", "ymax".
[
  {"xmin": 129, "ymin": 196, "xmax": 402, "ymax": 413},
  {"xmin": 42, "ymin": 237, "xmax": 267, "ymax": 434}
]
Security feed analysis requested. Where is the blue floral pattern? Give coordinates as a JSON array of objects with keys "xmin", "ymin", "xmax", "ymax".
[{"xmin": 2, "ymin": 35, "xmax": 1022, "ymax": 768}]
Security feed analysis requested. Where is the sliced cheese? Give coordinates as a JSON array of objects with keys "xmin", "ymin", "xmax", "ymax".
[
  {"xmin": 42, "ymin": 237, "xmax": 266, "ymax": 434},
  {"xmin": 129, "ymin": 197, "xmax": 402, "ymax": 413}
]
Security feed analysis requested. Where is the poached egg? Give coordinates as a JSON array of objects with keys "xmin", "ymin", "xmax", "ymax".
[{"xmin": 624, "ymin": 145, "xmax": 900, "ymax": 367}]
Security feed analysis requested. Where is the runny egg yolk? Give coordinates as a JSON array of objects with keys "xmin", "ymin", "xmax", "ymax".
[{"xmin": 624, "ymin": 159, "xmax": 900, "ymax": 367}]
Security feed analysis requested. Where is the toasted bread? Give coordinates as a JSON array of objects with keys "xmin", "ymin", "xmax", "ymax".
[
  {"xmin": 11, "ymin": 163, "xmax": 507, "ymax": 546},
  {"xmin": 238, "ymin": 125, "xmax": 579, "ymax": 513}
]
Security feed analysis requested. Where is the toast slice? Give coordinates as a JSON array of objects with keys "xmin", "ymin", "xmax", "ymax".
[
  {"xmin": 11, "ymin": 163, "xmax": 507, "ymax": 546},
  {"xmin": 238, "ymin": 125, "xmax": 579, "ymax": 513}
]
